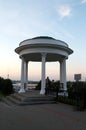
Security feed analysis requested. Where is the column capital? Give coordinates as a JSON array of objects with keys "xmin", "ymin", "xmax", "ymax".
[
  {"xmin": 20, "ymin": 56, "xmax": 26, "ymax": 61},
  {"xmin": 59, "ymin": 58, "xmax": 66, "ymax": 63},
  {"xmin": 41, "ymin": 53, "xmax": 47, "ymax": 57}
]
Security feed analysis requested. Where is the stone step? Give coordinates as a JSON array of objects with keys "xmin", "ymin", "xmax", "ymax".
[
  {"xmin": 6, "ymin": 96, "xmax": 21, "ymax": 105},
  {"xmin": 2, "ymin": 93, "xmax": 25, "ymax": 106},
  {"xmin": 2, "ymin": 91, "xmax": 56, "ymax": 106},
  {"xmin": 10, "ymin": 94, "xmax": 25, "ymax": 101},
  {"xmin": 2, "ymin": 97, "xmax": 16, "ymax": 106},
  {"xmin": 19, "ymin": 100, "xmax": 55, "ymax": 106},
  {"xmin": 21, "ymin": 96, "xmax": 56, "ymax": 105},
  {"xmin": 24, "ymin": 96, "xmax": 55, "ymax": 102}
]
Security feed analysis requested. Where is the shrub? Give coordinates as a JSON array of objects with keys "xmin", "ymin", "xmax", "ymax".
[
  {"xmin": 35, "ymin": 80, "xmax": 41, "ymax": 90},
  {"xmin": 0, "ymin": 77, "xmax": 14, "ymax": 96},
  {"xmin": 67, "ymin": 81, "xmax": 86, "ymax": 109}
]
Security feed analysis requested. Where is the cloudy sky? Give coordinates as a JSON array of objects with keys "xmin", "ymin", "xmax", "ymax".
[{"xmin": 0, "ymin": 0, "xmax": 86, "ymax": 81}]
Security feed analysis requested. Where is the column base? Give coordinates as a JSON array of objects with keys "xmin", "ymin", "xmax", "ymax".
[
  {"xmin": 18, "ymin": 87, "xmax": 25, "ymax": 93},
  {"xmin": 40, "ymin": 89, "xmax": 45, "ymax": 95},
  {"xmin": 63, "ymin": 90, "xmax": 68, "ymax": 97}
]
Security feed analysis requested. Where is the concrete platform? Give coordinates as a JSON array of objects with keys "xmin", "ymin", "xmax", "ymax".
[{"xmin": 2, "ymin": 90, "xmax": 56, "ymax": 106}]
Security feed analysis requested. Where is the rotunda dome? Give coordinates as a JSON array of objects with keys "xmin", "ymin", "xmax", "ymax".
[{"xmin": 19, "ymin": 36, "xmax": 68, "ymax": 48}]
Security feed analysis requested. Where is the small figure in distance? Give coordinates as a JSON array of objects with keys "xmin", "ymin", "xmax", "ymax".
[{"xmin": 45, "ymin": 76, "xmax": 50, "ymax": 95}]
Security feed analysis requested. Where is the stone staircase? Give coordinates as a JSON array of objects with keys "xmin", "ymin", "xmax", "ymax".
[{"xmin": 2, "ymin": 90, "xmax": 56, "ymax": 106}]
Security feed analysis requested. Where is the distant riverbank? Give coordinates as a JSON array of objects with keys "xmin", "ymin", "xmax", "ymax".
[{"xmin": 13, "ymin": 83, "xmax": 37, "ymax": 92}]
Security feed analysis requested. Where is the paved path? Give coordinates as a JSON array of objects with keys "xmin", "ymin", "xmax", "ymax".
[{"xmin": 0, "ymin": 101, "xmax": 86, "ymax": 130}]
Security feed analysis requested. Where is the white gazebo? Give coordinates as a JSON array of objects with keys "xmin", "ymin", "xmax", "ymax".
[{"xmin": 15, "ymin": 36, "xmax": 73, "ymax": 94}]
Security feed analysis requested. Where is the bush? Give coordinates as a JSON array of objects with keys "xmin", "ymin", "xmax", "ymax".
[
  {"xmin": 0, "ymin": 77, "xmax": 14, "ymax": 96},
  {"xmin": 35, "ymin": 80, "xmax": 41, "ymax": 90},
  {"xmin": 67, "ymin": 81, "xmax": 86, "ymax": 109}
]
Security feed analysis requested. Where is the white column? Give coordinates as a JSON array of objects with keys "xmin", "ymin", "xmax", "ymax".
[
  {"xmin": 62, "ymin": 59, "xmax": 67, "ymax": 91},
  {"xmin": 60, "ymin": 59, "xmax": 67, "ymax": 91},
  {"xmin": 24, "ymin": 61, "xmax": 28, "ymax": 91},
  {"xmin": 19, "ymin": 57, "xmax": 25, "ymax": 93},
  {"xmin": 60, "ymin": 61, "xmax": 63, "ymax": 83},
  {"xmin": 26, "ymin": 61, "xmax": 28, "ymax": 86},
  {"xmin": 40, "ymin": 53, "xmax": 46, "ymax": 94}
]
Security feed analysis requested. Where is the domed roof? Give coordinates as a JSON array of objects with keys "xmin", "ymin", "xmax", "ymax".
[
  {"xmin": 32, "ymin": 36, "xmax": 55, "ymax": 40},
  {"xmin": 19, "ymin": 36, "xmax": 68, "ymax": 47}
]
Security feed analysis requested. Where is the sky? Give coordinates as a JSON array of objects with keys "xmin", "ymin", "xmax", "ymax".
[{"xmin": 0, "ymin": 0, "xmax": 86, "ymax": 81}]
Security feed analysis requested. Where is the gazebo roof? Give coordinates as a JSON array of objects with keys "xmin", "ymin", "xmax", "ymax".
[{"xmin": 15, "ymin": 36, "xmax": 73, "ymax": 62}]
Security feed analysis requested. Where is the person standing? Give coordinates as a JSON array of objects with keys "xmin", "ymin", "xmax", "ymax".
[{"xmin": 45, "ymin": 77, "xmax": 50, "ymax": 95}]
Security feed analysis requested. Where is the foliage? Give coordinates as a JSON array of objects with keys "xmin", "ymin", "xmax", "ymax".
[
  {"xmin": 0, "ymin": 77, "xmax": 14, "ymax": 96},
  {"xmin": 35, "ymin": 80, "xmax": 41, "ymax": 90},
  {"xmin": 35, "ymin": 79, "xmax": 60, "ymax": 92},
  {"xmin": 67, "ymin": 81, "xmax": 86, "ymax": 110},
  {"xmin": 58, "ymin": 96, "xmax": 77, "ymax": 105},
  {"xmin": 35, "ymin": 80, "xmax": 86, "ymax": 110}
]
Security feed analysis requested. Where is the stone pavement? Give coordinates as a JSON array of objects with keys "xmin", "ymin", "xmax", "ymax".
[{"xmin": 0, "ymin": 101, "xmax": 86, "ymax": 130}]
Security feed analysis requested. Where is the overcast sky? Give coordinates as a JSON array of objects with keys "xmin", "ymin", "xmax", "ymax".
[{"xmin": 0, "ymin": 0, "xmax": 86, "ymax": 81}]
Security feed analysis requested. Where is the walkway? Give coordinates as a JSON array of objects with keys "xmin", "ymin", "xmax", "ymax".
[{"xmin": 0, "ymin": 100, "xmax": 86, "ymax": 130}]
